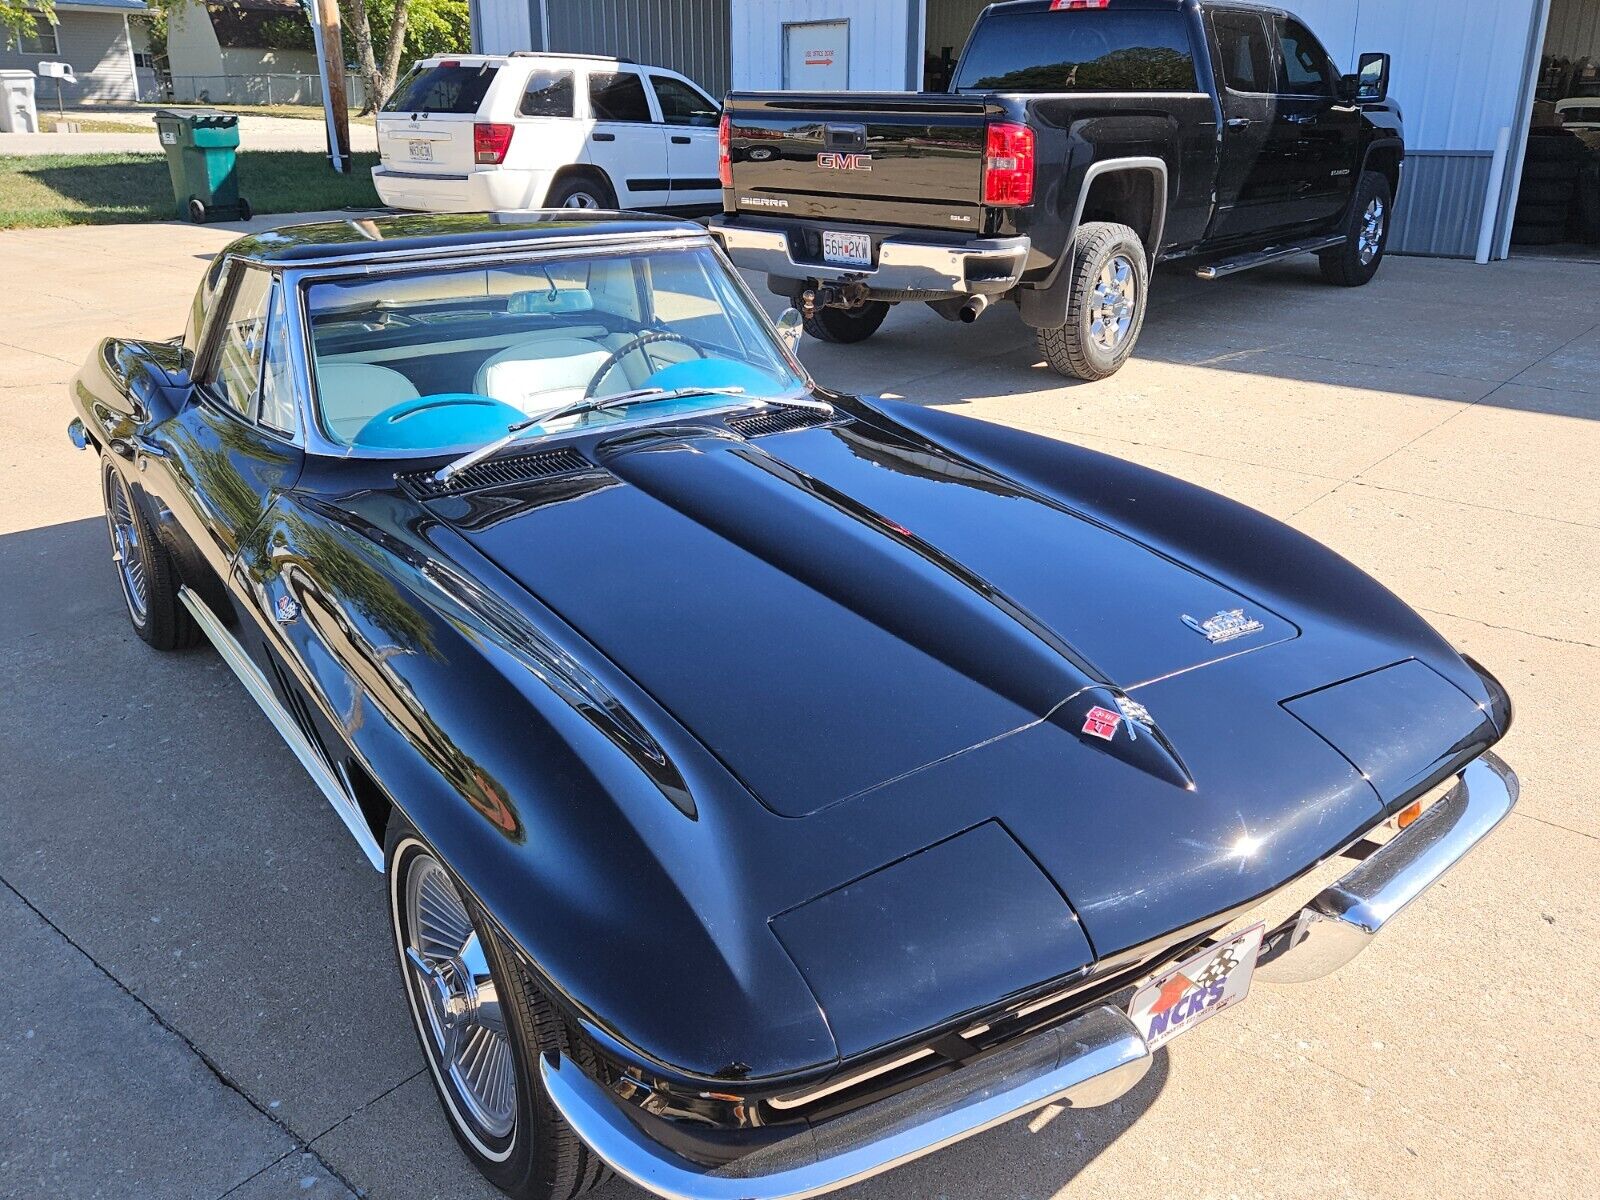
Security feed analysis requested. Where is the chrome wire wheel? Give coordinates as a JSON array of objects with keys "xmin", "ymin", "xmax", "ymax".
[
  {"xmin": 1358, "ymin": 197, "xmax": 1385, "ymax": 265},
  {"xmin": 103, "ymin": 467, "xmax": 148, "ymax": 624},
  {"xmin": 403, "ymin": 853, "xmax": 518, "ymax": 1147},
  {"xmin": 1088, "ymin": 254, "xmax": 1138, "ymax": 352}
]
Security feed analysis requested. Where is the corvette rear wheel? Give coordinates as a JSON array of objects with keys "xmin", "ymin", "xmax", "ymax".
[
  {"xmin": 100, "ymin": 457, "xmax": 199, "ymax": 651},
  {"xmin": 387, "ymin": 821, "xmax": 609, "ymax": 1200}
]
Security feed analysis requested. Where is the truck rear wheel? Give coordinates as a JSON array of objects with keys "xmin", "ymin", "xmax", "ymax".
[
  {"xmin": 802, "ymin": 301, "xmax": 890, "ymax": 344},
  {"xmin": 1319, "ymin": 171, "xmax": 1391, "ymax": 287},
  {"xmin": 1035, "ymin": 222, "xmax": 1148, "ymax": 381}
]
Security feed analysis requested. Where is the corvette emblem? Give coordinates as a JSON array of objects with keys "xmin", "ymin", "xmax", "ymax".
[
  {"xmin": 275, "ymin": 594, "xmax": 300, "ymax": 624},
  {"xmin": 1181, "ymin": 608, "xmax": 1264, "ymax": 644},
  {"xmin": 1081, "ymin": 705, "xmax": 1123, "ymax": 741}
]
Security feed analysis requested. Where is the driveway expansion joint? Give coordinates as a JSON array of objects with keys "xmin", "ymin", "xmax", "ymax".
[{"xmin": 0, "ymin": 872, "xmax": 366, "ymax": 1200}]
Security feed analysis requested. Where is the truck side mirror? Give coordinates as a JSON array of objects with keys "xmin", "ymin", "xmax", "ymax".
[{"xmin": 1356, "ymin": 52, "xmax": 1390, "ymax": 103}]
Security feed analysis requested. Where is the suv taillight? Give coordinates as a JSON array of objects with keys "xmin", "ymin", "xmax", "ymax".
[
  {"xmin": 718, "ymin": 111, "xmax": 733, "ymax": 187},
  {"xmin": 982, "ymin": 122, "xmax": 1035, "ymax": 207},
  {"xmin": 474, "ymin": 122, "xmax": 514, "ymax": 165}
]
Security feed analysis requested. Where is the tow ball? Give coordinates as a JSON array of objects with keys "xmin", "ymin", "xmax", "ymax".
[{"xmin": 799, "ymin": 280, "xmax": 872, "ymax": 317}]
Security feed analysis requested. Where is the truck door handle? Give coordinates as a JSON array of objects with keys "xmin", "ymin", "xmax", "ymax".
[
  {"xmin": 671, "ymin": 135, "xmax": 691, "ymax": 144},
  {"xmin": 1286, "ymin": 113, "xmax": 1319, "ymax": 126},
  {"xmin": 1225, "ymin": 117, "xmax": 1253, "ymax": 129},
  {"xmin": 592, "ymin": 132, "xmax": 616, "ymax": 142}
]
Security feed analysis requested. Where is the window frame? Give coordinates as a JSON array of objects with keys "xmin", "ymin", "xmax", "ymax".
[
  {"xmin": 584, "ymin": 67, "xmax": 655, "ymax": 124},
  {"xmin": 647, "ymin": 72, "xmax": 720, "ymax": 127},
  {"xmin": 1208, "ymin": 8, "xmax": 1277, "ymax": 97},
  {"xmin": 1271, "ymin": 14, "xmax": 1338, "ymax": 99},
  {"xmin": 191, "ymin": 260, "xmax": 304, "ymax": 445},
  {"xmin": 516, "ymin": 66, "xmax": 576, "ymax": 118},
  {"xmin": 7, "ymin": 12, "xmax": 58, "ymax": 55}
]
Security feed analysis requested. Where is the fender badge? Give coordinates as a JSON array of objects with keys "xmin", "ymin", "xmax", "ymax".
[
  {"xmin": 275, "ymin": 594, "xmax": 300, "ymax": 624},
  {"xmin": 1082, "ymin": 705, "xmax": 1123, "ymax": 741},
  {"xmin": 1181, "ymin": 609, "xmax": 1264, "ymax": 644},
  {"xmin": 1114, "ymin": 695, "xmax": 1153, "ymax": 741}
]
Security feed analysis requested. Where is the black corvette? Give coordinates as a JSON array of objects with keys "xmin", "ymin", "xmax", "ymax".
[{"xmin": 69, "ymin": 212, "xmax": 1516, "ymax": 1200}]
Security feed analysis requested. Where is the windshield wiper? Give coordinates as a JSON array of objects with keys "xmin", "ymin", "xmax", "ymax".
[{"xmin": 434, "ymin": 386, "xmax": 746, "ymax": 485}]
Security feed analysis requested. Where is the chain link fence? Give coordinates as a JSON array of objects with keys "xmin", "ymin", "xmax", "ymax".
[{"xmin": 163, "ymin": 73, "xmax": 369, "ymax": 109}]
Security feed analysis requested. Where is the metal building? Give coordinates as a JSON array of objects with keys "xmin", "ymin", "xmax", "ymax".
[{"xmin": 473, "ymin": 0, "xmax": 1600, "ymax": 261}]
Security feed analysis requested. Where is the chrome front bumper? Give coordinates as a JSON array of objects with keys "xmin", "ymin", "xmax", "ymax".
[
  {"xmin": 1256, "ymin": 751, "xmax": 1518, "ymax": 982},
  {"xmin": 706, "ymin": 215, "xmax": 1030, "ymax": 297},
  {"xmin": 544, "ymin": 752, "xmax": 1516, "ymax": 1200}
]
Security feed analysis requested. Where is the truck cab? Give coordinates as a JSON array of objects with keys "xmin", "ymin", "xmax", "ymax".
[{"xmin": 709, "ymin": 0, "xmax": 1401, "ymax": 380}]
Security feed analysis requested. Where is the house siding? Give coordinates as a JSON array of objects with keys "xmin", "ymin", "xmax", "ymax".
[{"xmin": 0, "ymin": 11, "xmax": 138, "ymax": 103}]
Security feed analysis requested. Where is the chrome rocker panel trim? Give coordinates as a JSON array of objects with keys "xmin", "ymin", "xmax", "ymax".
[
  {"xmin": 707, "ymin": 216, "xmax": 1030, "ymax": 297},
  {"xmin": 178, "ymin": 586, "xmax": 384, "ymax": 869},
  {"xmin": 1256, "ymin": 751, "xmax": 1518, "ymax": 984},
  {"xmin": 541, "ymin": 1004, "xmax": 1150, "ymax": 1200}
]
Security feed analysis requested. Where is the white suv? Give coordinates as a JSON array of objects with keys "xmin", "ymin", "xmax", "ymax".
[{"xmin": 373, "ymin": 52, "xmax": 723, "ymax": 214}]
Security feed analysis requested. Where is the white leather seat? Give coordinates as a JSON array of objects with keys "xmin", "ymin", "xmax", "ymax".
[
  {"xmin": 318, "ymin": 363, "xmax": 421, "ymax": 443},
  {"xmin": 474, "ymin": 338, "xmax": 614, "ymax": 414}
]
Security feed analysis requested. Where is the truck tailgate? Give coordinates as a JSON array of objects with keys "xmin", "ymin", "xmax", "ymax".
[{"xmin": 725, "ymin": 92, "xmax": 1003, "ymax": 229}]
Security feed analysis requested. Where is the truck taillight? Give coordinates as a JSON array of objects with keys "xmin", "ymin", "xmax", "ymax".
[
  {"xmin": 474, "ymin": 122, "xmax": 514, "ymax": 165},
  {"xmin": 983, "ymin": 122, "xmax": 1034, "ymax": 207},
  {"xmin": 1050, "ymin": 0, "xmax": 1110, "ymax": 9},
  {"xmin": 718, "ymin": 112, "xmax": 733, "ymax": 187}
]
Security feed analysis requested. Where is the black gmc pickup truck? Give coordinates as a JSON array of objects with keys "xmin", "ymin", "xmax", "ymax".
[{"xmin": 708, "ymin": 0, "xmax": 1403, "ymax": 380}]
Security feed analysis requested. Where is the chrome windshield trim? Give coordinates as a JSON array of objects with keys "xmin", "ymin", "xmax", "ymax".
[{"xmin": 541, "ymin": 1004, "xmax": 1151, "ymax": 1200}]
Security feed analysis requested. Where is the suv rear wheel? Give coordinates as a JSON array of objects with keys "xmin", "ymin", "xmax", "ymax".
[
  {"xmin": 1319, "ymin": 171, "xmax": 1391, "ymax": 287},
  {"xmin": 545, "ymin": 173, "xmax": 615, "ymax": 210},
  {"xmin": 1035, "ymin": 221, "xmax": 1149, "ymax": 381}
]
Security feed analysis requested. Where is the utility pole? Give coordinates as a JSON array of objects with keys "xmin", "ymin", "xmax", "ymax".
[{"xmin": 306, "ymin": 0, "xmax": 352, "ymax": 173}]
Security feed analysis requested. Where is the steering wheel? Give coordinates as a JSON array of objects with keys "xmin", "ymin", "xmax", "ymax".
[{"xmin": 583, "ymin": 330, "xmax": 705, "ymax": 399}]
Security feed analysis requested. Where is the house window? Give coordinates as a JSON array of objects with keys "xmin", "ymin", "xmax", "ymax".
[
  {"xmin": 134, "ymin": 52, "xmax": 156, "ymax": 70},
  {"xmin": 7, "ymin": 13, "xmax": 59, "ymax": 55}
]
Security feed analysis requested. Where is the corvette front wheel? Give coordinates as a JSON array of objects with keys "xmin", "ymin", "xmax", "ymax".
[
  {"xmin": 387, "ymin": 820, "xmax": 609, "ymax": 1200},
  {"xmin": 100, "ymin": 456, "xmax": 199, "ymax": 651}
]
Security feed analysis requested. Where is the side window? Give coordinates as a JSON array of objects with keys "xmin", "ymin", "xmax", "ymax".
[
  {"xmin": 650, "ymin": 75, "xmax": 719, "ymax": 127},
  {"xmin": 1211, "ymin": 10, "xmax": 1273, "ymax": 94},
  {"xmin": 1275, "ymin": 18, "xmax": 1335, "ymax": 96},
  {"xmin": 204, "ymin": 266, "xmax": 273, "ymax": 417},
  {"xmin": 258, "ymin": 283, "xmax": 298, "ymax": 434},
  {"xmin": 519, "ymin": 68, "xmax": 574, "ymax": 117},
  {"xmin": 588, "ymin": 71, "xmax": 652, "ymax": 123}
]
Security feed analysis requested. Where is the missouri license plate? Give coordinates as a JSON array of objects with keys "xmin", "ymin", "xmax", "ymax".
[
  {"xmin": 1128, "ymin": 923, "xmax": 1263, "ymax": 1052},
  {"xmin": 821, "ymin": 230, "xmax": 871, "ymax": 268},
  {"xmin": 408, "ymin": 140, "xmax": 433, "ymax": 162}
]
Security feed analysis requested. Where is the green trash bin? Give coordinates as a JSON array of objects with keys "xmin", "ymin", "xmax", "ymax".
[{"xmin": 153, "ymin": 109, "xmax": 252, "ymax": 224}]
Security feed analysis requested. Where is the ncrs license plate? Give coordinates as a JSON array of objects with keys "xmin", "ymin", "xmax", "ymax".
[
  {"xmin": 1127, "ymin": 923, "xmax": 1264, "ymax": 1052},
  {"xmin": 408, "ymin": 140, "xmax": 433, "ymax": 162},
  {"xmin": 821, "ymin": 230, "xmax": 872, "ymax": 269}
]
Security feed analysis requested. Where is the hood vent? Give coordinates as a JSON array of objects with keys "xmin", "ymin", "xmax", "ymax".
[
  {"xmin": 728, "ymin": 407, "xmax": 837, "ymax": 440},
  {"xmin": 399, "ymin": 446, "xmax": 593, "ymax": 499}
]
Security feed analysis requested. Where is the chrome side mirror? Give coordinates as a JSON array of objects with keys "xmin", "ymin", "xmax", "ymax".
[{"xmin": 776, "ymin": 307, "xmax": 804, "ymax": 356}]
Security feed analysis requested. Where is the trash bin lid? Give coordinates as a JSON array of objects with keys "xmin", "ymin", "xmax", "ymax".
[{"xmin": 152, "ymin": 108, "xmax": 239, "ymax": 128}]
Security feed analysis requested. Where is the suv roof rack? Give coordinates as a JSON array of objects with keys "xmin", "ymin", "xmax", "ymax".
[{"xmin": 510, "ymin": 50, "xmax": 635, "ymax": 63}]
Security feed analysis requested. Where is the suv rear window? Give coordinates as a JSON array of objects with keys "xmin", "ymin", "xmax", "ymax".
[
  {"xmin": 383, "ymin": 63, "xmax": 499, "ymax": 114},
  {"xmin": 953, "ymin": 10, "xmax": 1197, "ymax": 93}
]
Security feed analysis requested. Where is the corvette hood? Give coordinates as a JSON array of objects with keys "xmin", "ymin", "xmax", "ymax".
[{"xmin": 431, "ymin": 416, "xmax": 1295, "ymax": 818}]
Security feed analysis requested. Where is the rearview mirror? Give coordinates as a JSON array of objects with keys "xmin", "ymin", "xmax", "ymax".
[
  {"xmin": 775, "ymin": 308, "xmax": 804, "ymax": 355},
  {"xmin": 1356, "ymin": 52, "xmax": 1390, "ymax": 103}
]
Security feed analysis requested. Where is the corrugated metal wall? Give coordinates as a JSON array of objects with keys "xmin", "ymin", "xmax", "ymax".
[
  {"xmin": 546, "ymin": 0, "xmax": 733, "ymax": 96},
  {"xmin": 1545, "ymin": 0, "xmax": 1600, "ymax": 58},
  {"xmin": 730, "ymin": 0, "xmax": 915, "ymax": 91},
  {"xmin": 471, "ymin": 0, "xmax": 534, "ymax": 55},
  {"xmin": 1285, "ymin": 0, "xmax": 1546, "ymax": 256}
]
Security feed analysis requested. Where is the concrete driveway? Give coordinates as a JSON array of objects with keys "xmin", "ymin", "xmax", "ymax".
[{"xmin": 1, "ymin": 214, "xmax": 1595, "ymax": 1200}]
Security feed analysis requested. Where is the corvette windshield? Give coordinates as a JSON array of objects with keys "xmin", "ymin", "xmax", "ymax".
[{"xmin": 304, "ymin": 244, "xmax": 805, "ymax": 451}]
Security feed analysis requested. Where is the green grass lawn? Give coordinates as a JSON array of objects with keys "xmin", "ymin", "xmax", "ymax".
[{"xmin": 0, "ymin": 152, "xmax": 382, "ymax": 229}]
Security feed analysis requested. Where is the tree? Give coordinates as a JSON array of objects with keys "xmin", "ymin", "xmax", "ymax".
[
  {"xmin": 340, "ymin": 0, "xmax": 467, "ymax": 112},
  {"xmin": 2, "ymin": 0, "xmax": 54, "ymax": 45}
]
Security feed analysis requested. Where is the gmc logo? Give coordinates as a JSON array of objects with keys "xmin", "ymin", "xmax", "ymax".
[{"xmin": 817, "ymin": 152, "xmax": 872, "ymax": 172}]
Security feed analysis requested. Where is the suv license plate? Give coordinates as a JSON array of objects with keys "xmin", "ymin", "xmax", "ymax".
[
  {"xmin": 822, "ymin": 231, "xmax": 871, "ymax": 268},
  {"xmin": 409, "ymin": 140, "xmax": 433, "ymax": 162},
  {"xmin": 1127, "ymin": 923, "xmax": 1263, "ymax": 1052}
]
